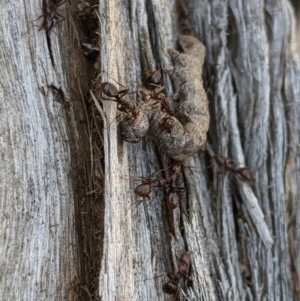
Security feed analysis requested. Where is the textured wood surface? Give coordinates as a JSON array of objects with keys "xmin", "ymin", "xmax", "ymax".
[
  {"xmin": 98, "ymin": 0, "xmax": 300, "ymax": 300},
  {"xmin": 0, "ymin": 1, "xmax": 76, "ymax": 299},
  {"xmin": 1, "ymin": 0, "xmax": 300, "ymax": 301},
  {"xmin": 0, "ymin": 1, "xmax": 97, "ymax": 300}
]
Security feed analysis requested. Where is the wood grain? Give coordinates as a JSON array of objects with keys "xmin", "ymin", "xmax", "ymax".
[
  {"xmin": 98, "ymin": 0, "xmax": 300, "ymax": 300},
  {"xmin": 1, "ymin": 0, "xmax": 300, "ymax": 300}
]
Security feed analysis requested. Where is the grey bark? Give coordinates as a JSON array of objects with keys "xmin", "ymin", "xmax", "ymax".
[
  {"xmin": 0, "ymin": 1, "xmax": 98, "ymax": 300},
  {"xmin": 98, "ymin": 0, "xmax": 300, "ymax": 301},
  {"xmin": 1, "ymin": 0, "xmax": 299, "ymax": 301}
]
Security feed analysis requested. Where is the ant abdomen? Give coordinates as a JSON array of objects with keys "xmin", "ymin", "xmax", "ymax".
[
  {"xmin": 134, "ymin": 183, "xmax": 151, "ymax": 198},
  {"xmin": 236, "ymin": 167, "xmax": 253, "ymax": 183},
  {"xmin": 100, "ymin": 82, "xmax": 119, "ymax": 97},
  {"xmin": 162, "ymin": 281, "xmax": 177, "ymax": 295},
  {"xmin": 166, "ymin": 192, "xmax": 179, "ymax": 210},
  {"xmin": 131, "ymin": 176, "xmax": 166, "ymax": 199}
]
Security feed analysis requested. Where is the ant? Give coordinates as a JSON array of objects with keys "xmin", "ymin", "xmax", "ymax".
[
  {"xmin": 38, "ymin": 0, "xmax": 65, "ymax": 34},
  {"xmin": 162, "ymin": 252, "xmax": 192, "ymax": 295},
  {"xmin": 134, "ymin": 177, "xmax": 166, "ymax": 199},
  {"xmin": 165, "ymin": 180, "xmax": 180, "ymax": 210},
  {"xmin": 213, "ymin": 154, "xmax": 236, "ymax": 172},
  {"xmin": 121, "ymin": 176, "xmax": 165, "ymax": 212},
  {"xmin": 99, "ymin": 81, "xmax": 138, "ymax": 120},
  {"xmin": 165, "ymin": 161, "xmax": 182, "ymax": 210},
  {"xmin": 159, "ymin": 96, "xmax": 176, "ymax": 130},
  {"xmin": 124, "ymin": 161, "xmax": 183, "ymax": 211},
  {"xmin": 150, "ymin": 92, "xmax": 177, "ymax": 130},
  {"xmin": 213, "ymin": 154, "xmax": 253, "ymax": 183},
  {"xmin": 138, "ymin": 75, "xmax": 178, "ymax": 130}
]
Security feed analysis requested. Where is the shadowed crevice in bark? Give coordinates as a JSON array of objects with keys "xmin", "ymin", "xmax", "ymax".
[{"xmin": 63, "ymin": 1, "xmax": 104, "ymax": 300}]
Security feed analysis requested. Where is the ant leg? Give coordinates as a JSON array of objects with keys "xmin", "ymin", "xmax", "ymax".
[
  {"xmin": 150, "ymin": 84, "xmax": 165, "ymax": 94},
  {"xmin": 57, "ymin": 0, "xmax": 66, "ymax": 7},
  {"xmin": 126, "ymin": 199, "xmax": 144, "ymax": 213},
  {"xmin": 21, "ymin": 25, "xmax": 35, "ymax": 37},
  {"xmin": 117, "ymin": 89, "xmax": 129, "ymax": 99},
  {"xmin": 167, "ymin": 48, "xmax": 187, "ymax": 67},
  {"xmin": 99, "ymin": 96, "xmax": 117, "ymax": 102},
  {"xmin": 21, "ymin": 15, "xmax": 44, "ymax": 36},
  {"xmin": 22, "ymin": 15, "xmax": 43, "ymax": 35},
  {"xmin": 173, "ymin": 81, "xmax": 187, "ymax": 100},
  {"xmin": 30, "ymin": 15, "xmax": 43, "ymax": 23},
  {"xmin": 55, "ymin": 13, "xmax": 66, "ymax": 24},
  {"xmin": 101, "ymin": 71, "xmax": 128, "ymax": 90},
  {"xmin": 108, "ymin": 113, "xmax": 123, "ymax": 127}
]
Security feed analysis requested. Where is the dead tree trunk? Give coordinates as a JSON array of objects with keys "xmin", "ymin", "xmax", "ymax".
[
  {"xmin": 98, "ymin": 0, "xmax": 300, "ymax": 300},
  {"xmin": 1, "ymin": 0, "xmax": 299, "ymax": 301}
]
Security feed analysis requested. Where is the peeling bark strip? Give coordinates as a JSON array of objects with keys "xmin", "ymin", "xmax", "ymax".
[{"xmin": 119, "ymin": 35, "xmax": 210, "ymax": 160}]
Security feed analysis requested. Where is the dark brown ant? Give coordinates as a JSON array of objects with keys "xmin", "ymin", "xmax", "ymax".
[
  {"xmin": 122, "ymin": 176, "xmax": 166, "ymax": 212},
  {"xmin": 213, "ymin": 154, "xmax": 236, "ymax": 172},
  {"xmin": 38, "ymin": 0, "xmax": 65, "ymax": 34},
  {"xmin": 165, "ymin": 161, "xmax": 182, "ymax": 210},
  {"xmin": 134, "ymin": 178, "xmax": 166, "ymax": 199},
  {"xmin": 23, "ymin": 0, "xmax": 65, "ymax": 65},
  {"xmin": 162, "ymin": 252, "xmax": 192, "ymax": 295},
  {"xmin": 99, "ymin": 82, "xmax": 138, "ymax": 120},
  {"xmin": 165, "ymin": 181, "xmax": 179, "ymax": 210},
  {"xmin": 150, "ymin": 92, "xmax": 176, "ymax": 130},
  {"xmin": 138, "ymin": 82, "xmax": 177, "ymax": 130},
  {"xmin": 213, "ymin": 154, "xmax": 253, "ymax": 183},
  {"xmin": 160, "ymin": 97, "xmax": 176, "ymax": 130}
]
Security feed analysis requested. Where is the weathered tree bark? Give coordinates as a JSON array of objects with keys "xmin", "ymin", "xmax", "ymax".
[
  {"xmin": 98, "ymin": 0, "xmax": 300, "ymax": 300},
  {"xmin": 1, "ymin": 0, "xmax": 300, "ymax": 301},
  {"xmin": 0, "ymin": 1, "xmax": 101, "ymax": 300}
]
